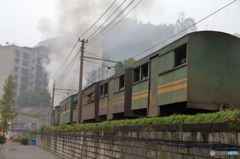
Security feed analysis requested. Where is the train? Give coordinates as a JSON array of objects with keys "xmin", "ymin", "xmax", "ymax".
[{"xmin": 52, "ymin": 31, "xmax": 240, "ymax": 125}]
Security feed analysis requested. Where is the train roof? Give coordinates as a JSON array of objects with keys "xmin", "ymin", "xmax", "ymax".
[{"xmin": 133, "ymin": 31, "xmax": 240, "ymax": 66}]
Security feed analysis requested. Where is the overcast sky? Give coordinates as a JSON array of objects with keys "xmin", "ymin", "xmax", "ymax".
[{"xmin": 0, "ymin": 0, "xmax": 239, "ymax": 47}]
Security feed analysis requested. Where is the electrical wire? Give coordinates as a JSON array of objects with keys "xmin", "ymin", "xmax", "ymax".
[
  {"xmin": 56, "ymin": 51, "xmax": 80, "ymax": 87},
  {"xmin": 57, "ymin": 56, "xmax": 79, "ymax": 88},
  {"xmin": 84, "ymin": 59, "xmax": 111, "ymax": 69},
  {"xmin": 57, "ymin": 1, "xmax": 117, "ymax": 75},
  {"xmin": 78, "ymin": 0, "xmax": 117, "ymax": 39},
  {"xmin": 88, "ymin": 0, "xmax": 135, "ymax": 43},
  {"xmin": 130, "ymin": 0, "xmax": 237, "ymax": 59},
  {"xmin": 55, "ymin": 88, "xmax": 78, "ymax": 92},
  {"xmin": 84, "ymin": 51, "xmax": 102, "ymax": 58},
  {"xmin": 86, "ymin": 0, "xmax": 142, "ymax": 46},
  {"xmin": 92, "ymin": 67, "xmax": 112, "ymax": 83},
  {"xmin": 58, "ymin": 40, "xmax": 78, "ymax": 71},
  {"xmin": 223, "ymin": 5, "xmax": 231, "ymax": 30},
  {"xmin": 87, "ymin": 0, "xmax": 127, "ymax": 40},
  {"xmin": 55, "ymin": 90, "xmax": 74, "ymax": 94},
  {"xmin": 56, "ymin": 0, "xmax": 235, "ymax": 90}
]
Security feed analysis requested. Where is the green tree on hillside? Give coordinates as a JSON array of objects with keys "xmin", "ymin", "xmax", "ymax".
[
  {"xmin": 175, "ymin": 11, "xmax": 197, "ymax": 35},
  {"xmin": 114, "ymin": 58, "xmax": 136, "ymax": 74},
  {"xmin": 0, "ymin": 74, "xmax": 18, "ymax": 134}
]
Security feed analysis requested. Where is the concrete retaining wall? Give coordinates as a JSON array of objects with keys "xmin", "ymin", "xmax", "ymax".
[{"xmin": 31, "ymin": 123, "xmax": 240, "ymax": 159}]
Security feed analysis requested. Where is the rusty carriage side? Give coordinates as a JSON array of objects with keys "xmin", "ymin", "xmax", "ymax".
[
  {"xmin": 81, "ymin": 81, "xmax": 102, "ymax": 122},
  {"xmin": 147, "ymin": 31, "xmax": 240, "ymax": 116},
  {"xmin": 98, "ymin": 79, "xmax": 110, "ymax": 121},
  {"xmin": 59, "ymin": 95, "xmax": 75, "ymax": 124},
  {"xmin": 186, "ymin": 31, "xmax": 240, "ymax": 111},
  {"xmin": 106, "ymin": 68, "xmax": 139, "ymax": 120},
  {"xmin": 71, "ymin": 93, "xmax": 78, "ymax": 124}
]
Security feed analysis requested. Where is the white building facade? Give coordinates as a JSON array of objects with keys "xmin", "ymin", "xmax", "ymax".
[{"xmin": 0, "ymin": 45, "xmax": 50, "ymax": 102}]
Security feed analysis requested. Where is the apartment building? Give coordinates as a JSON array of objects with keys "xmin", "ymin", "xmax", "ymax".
[{"xmin": 0, "ymin": 45, "xmax": 50, "ymax": 101}]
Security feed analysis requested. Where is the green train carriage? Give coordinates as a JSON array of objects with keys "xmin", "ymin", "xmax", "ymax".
[
  {"xmin": 61, "ymin": 31, "xmax": 240, "ymax": 123},
  {"xmin": 59, "ymin": 94, "xmax": 75, "ymax": 124},
  {"xmin": 131, "ymin": 31, "xmax": 240, "ymax": 116}
]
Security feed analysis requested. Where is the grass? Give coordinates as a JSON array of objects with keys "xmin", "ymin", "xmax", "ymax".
[{"xmin": 31, "ymin": 109, "xmax": 240, "ymax": 132}]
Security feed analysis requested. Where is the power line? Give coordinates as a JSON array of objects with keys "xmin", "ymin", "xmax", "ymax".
[
  {"xmin": 55, "ymin": 90, "xmax": 75, "ymax": 95},
  {"xmin": 84, "ymin": 59, "xmax": 111, "ymax": 69},
  {"xmin": 78, "ymin": 0, "xmax": 117, "ymax": 39},
  {"xmin": 56, "ymin": 0, "xmax": 235, "ymax": 88},
  {"xmin": 55, "ymin": 88, "xmax": 78, "ymax": 92},
  {"xmin": 81, "ymin": 55, "xmax": 123, "ymax": 66},
  {"xmin": 223, "ymin": 5, "xmax": 231, "ymax": 30},
  {"xmin": 56, "ymin": 51, "xmax": 80, "ymax": 86},
  {"xmin": 86, "ymin": 0, "xmax": 142, "ymax": 46},
  {"xmin": 84, "ymin": 51, "xmax": 102, "ymax": 58},
  {"xmin": 87, "ymin": 0, "xmax": 127, "ymax": 40},
  {"xmin": 58, "ymin": 40, "xmax": 78, "ymax": 71},
  {"xmin": 57, "ymin": 54, "xmax": 79, "ymax": 88},
  {"xmin": 92, "ymin": 67, "xmax": 112, "ymax": 83},
  {"xmin": 57, "ymin": 1, "xmax": 117, "ymax": 75},
  {"xmin": 130, "ymin": 0, "xmax": 236, "ymax": 59},
  {"xmin": 88, "ymin": 0, "xmax": 135, "ymax": 43}
]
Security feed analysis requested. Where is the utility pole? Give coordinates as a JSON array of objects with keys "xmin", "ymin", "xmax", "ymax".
[
  {"xmin": 50, "ymin": 80, "xmax": 55, "ymax": 126},
  {"xmin": 77, "ymin": 39, "xmax": 87, "ymax": 123}
]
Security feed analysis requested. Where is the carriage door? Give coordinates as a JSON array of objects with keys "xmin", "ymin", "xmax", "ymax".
[{"xmin": 148, "ymin": 56, "xmax": 159, "ymax": 117}]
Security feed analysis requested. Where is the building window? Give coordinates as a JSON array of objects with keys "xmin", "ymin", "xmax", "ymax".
[
  {"xmin": 119, "ymin": 75, "xmax": 124, "ymax": 90},
  {"xmin": 15, "ymin": 58, "xmax": 20, "ymax": 64},
  {"xmin": 21, "ymin": 84, "xmax": 27, "ymax": 90},
  {"xmin": 36, "ymin": 65, "xmax": 42, "ymax": 72},
  {"xmin": 15, "ymin": 50, "xmax": 20, "ymax": 57},
  {"xmin": 23, "ymin": 52, "xmax": 30, "ymax": 60},
  {"xmin": 14, "ymin": 66, "xmax": 19, "ymax": 73},
  {"xmin": 13, "ymin": 75, "xmax": 18, "ymax": 80},
  {"xmin": 36, "ymin": 73, "xmax": 42, "ymax": 79},
  {"xmin": 21, "ymin": 76, "xmax": 28, "ymax": 84},
  {"xmin": 22, "ymin": 68, "xmax": 29, "ymax": 76},
  {"xmin": 175, "ymin": 44, "xmax": 187, "ymax": 67},
  {"xmin": 22, "ymin": 60, "xmax": 29, "ymax": 67},
  {"xmin": 37, "ymin": 57, "xmax": 42, "ymax": 64}
]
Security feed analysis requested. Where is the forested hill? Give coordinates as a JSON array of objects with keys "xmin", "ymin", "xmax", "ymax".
[{"xmin": 101, "ymin": 18, "xmax": 175, "ymax": 61}]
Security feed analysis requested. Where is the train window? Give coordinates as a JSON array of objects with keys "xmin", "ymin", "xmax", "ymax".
[
  {"xmin": 175, "ymin": 44, "xmax": 187, "ymax": 67},
  {"xmin": 119, "ymin": 75, "xmax": 124, "ymax": 90},
  {"xmin": 100, "ymin": 85, "xmax": 104, "ymax": 96},
  {"xmin": 104, "ymin": 83, "xmax": 108, "ymax": 95},
  {"xmin": 141, "ymin": 63, "xmax": 148, "ymax": 80},
  {"xmin": 134, "ymin": 63, "xmax": 148, "ymax": 82},
  {"xmin": 133, "ymin": 67, "xmax": 140, "ymax": 82},
  {"xmin": 86, "ymin": 92, "xmax": 95, "ymax": 104},
  {"xmin": 73, "ymin": 100, "xmax": 78, "ymax": 108}
]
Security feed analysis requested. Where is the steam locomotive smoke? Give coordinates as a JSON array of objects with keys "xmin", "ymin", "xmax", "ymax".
[{"xmin": 37, "ymin": 0, "xmax": 155, "ymax": 105}]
